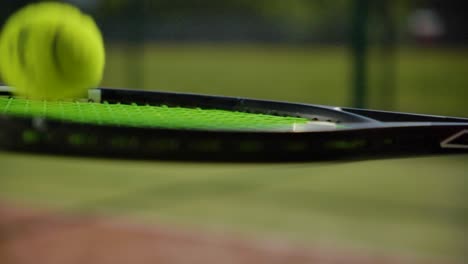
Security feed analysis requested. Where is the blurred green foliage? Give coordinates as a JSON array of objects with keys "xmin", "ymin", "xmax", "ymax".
[{"xmin": 96, "ymin": 0, "xmax": 411, "ymax": 31}]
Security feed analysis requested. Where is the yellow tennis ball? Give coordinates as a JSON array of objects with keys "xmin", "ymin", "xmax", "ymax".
[{"xmin": 0, "ymin": 2, "xmax": 105, "ymax": 100}]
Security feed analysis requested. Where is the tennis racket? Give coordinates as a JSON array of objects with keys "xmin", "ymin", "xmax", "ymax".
[{"xmin": 0, "ymin": 86, "xmax": 467, "ymax": 161}]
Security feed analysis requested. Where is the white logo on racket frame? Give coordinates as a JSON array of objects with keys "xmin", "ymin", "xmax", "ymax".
[{"xmin": 440, "ymin": 129, "xmax": 468, "ymax": 149}]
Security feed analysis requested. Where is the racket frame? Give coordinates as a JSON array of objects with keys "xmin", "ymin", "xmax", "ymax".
[{"xmin": 0, "ymin": 86, "xmax": 467, "ymax": 161}]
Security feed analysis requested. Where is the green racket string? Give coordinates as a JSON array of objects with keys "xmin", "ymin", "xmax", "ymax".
[{"xmin": 0, "ymin": 97, "xmax": 308, "ymax": 130}]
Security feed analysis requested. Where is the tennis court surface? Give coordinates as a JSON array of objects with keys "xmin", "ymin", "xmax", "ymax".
[{"xmin": 1, "ymin": 151, "xmax": 467, "ymax": 264}]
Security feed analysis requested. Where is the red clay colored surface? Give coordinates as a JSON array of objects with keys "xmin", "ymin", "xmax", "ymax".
[{"xmin": 0, "ymin": 202, "xmax": 452, "ymax": 264}]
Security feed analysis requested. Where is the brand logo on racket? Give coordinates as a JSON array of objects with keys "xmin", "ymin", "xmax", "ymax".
[{"xmin": 440, "ymin": 130, "xmax": 468, "ymax": 149}]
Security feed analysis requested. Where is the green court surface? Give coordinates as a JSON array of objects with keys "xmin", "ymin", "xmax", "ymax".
[{"xmin": 1, "ymin": 151, "xmax": 467, "ymax": 261}]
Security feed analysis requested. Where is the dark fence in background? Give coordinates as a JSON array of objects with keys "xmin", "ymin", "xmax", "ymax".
[
  {"xmin": 98, "ymin": 16, "xmax": 348, "ymax": 44},
  {"xmin": 1, "ymin": 0, "xmax": 467, "ymax": 45}
]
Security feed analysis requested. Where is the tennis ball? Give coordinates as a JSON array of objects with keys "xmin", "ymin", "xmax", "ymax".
[{"xmin": 0, "ymin": 2, "xmax": 105, "ymax": 100}]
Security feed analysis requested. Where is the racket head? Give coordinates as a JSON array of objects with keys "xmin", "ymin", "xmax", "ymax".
[{"xmin": 0, "ymin": 86, "xmax": 467, "ymax": 161}]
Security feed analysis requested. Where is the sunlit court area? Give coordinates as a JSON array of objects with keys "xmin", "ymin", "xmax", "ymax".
[{"xmin": 1, "ymin": 1, "xmax": 467, "ymax": 264}]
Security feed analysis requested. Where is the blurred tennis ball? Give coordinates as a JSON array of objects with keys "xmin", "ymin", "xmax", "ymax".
[{"xmin": 0, "ymin": 2, "xmax": 105, "ymax": 100}]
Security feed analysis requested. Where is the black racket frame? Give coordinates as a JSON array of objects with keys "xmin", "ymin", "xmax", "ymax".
[{"xmin": 0, "ymin": 87, "xmax": 467, "ymax": 161}]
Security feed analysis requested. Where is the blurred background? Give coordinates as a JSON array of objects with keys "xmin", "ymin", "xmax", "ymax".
[
  {"xmin": 1, "ymin": 1, "xmax": 467, "ymax": 263},
  {"xmin": 1, "ymin": 0, "xmax": 467, "ymax": 116}
]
